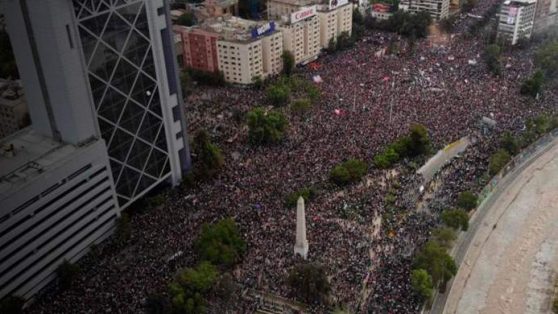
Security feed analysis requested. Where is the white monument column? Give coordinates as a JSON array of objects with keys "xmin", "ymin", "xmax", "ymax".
[{"xmin": 294, "ymin": 196, "xmax": 309, "ymax": 259}]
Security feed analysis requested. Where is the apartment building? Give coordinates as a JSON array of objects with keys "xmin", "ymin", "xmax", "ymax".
[
  {"xmin": 274, "ymin": 5, "xmax": 321, "ymax": 64},
  {"xmin": 317, "ymin": 0, "xmax": 353, "ymax": 48},
  {"xmin": 497, "ymin": 0, "xmax": 537, "ymax": 45},
  {"xmin": 399, "ymin": 0, "xmax": 450, "ymax": 20}
]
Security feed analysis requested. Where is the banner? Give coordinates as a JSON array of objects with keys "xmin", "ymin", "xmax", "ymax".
[
  {"xmin": 507, "ymin": 6, "xmax": 518, "ymax": 25},
  {"xmin": 328, "ymin": 0, "xmax": 349, "ymax": 10},
  {"xmin": 290, "ymin": 6, "xmax": 317, "ymax": 23},
  {"xmin": 251, "ymin": 21, "xmax": 276, "ymax": 38}
]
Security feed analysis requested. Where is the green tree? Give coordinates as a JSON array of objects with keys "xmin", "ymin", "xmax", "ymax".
[
  {"xmin": 441, "ymin": 209, "xmax": 469, "ymax": 231},
  {"xmin": 484, "ymin": 44, "xmax": 502, "ymax": 76},
  {"xmin": 266, "ymin": 83, "xmax": 291, "ymax": 106},
  {"xmin": 286, "ymin": 186, "xmax": 317, "ymax": 207},
  {"xmin": 411, "ymin": 268, "xmax": 434, "ymax": 301},
  {"xmin": 330, "ymin": 159, "xmax": 368, "ymax": 185},
  {"xmin": 489, "ymin": 149, "xmax": 511, "ymax": 176},
  {"xmin": 520, "ymin": 70, "xmax": 544, "ymax": 97},
  {"xmin": 247, "ymin": 107, "xmax": 288, "ymax": 145},
  {"xmin": 408, "ymin": 124, "xmax": 431, "ymax": 157},
  {"xmin": 432, "ymin": 227, "xmax": 457, "ymax": 249},
  {"xmin": 178, "ymin": 262, "xmax": 220, "ymax": 292},
  {"xmin": 373, "ymin": 147, "xmax": 400, "ymax": 169},
  {"xmin": 56, "ymin": 260, "xmax": 80, "ymax": 290},
  {"xmin": 456, "ymin": 191, "xmax": 478, "ymax": 211},
  {"xmin": 500, "ymin": 132, "xmax": 519, "ymax": 155},
  {"xmin": 414, "ymin": 241, "xmax": 457, "ymax": 290},
  {"xmin": 291, "ymin": 98, "xmax": 312, "ymax": 114},
  {"xmin": 0, "ymin": 295, "xmax": 25, "ymax": 314},
  {"xmin": 194, "ymin": 218, "xmax": 246, "ymax": 267},
  {"xmin": 288, "ymin": 263, "xmax": 331, "ymax": 304},
  {"xmin": 176, "ymin": 12, "xmax": 196, "ymax": 26},
  {"xmin": 169, "ymin": 262, "xmax": 219, "ymax": 314},
  {"xmin": 193, "ymin": 129, "xmax": 224, "ymax": 178},
  {"xmin": 535, "ymin": 40, "xmax": 558, "ymax": 78},
  {"xmin": 281, "ymin": 51, "xmax": 295, "ymax": 76}
]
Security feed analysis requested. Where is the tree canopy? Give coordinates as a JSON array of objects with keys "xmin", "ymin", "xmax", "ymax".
[
  {"xmin": 247, "ymin": 107, "xmax": 288, "ymax": 145},
  {"xmin": 330, "ymin": 159, "xmax": 368, "ymax": 185},
  {"xmin": 456, "ymin": 191, "xmax": 478, "ymax": 211},
  {"xmin": 411, "ymin": 268, "xmax": 434, "ymax": 302},
  {"xmin": 441, "ymin": 209, "xmax": 469, "ymax": 231},
  {"xmin": 488, "ymin": 149, "xmax": 511, "ymax": 176},
  {"xmin": 194, "ymin": 218, "xmax": 246, "ymax": 267},
  {"xmin": 414, "ymin": 241, "xmax": 457, "ymax": 289},
  {"xmin": 288, "ymin": 263, "xmax": 331, "ymax": 304},
  {"xmin": 192, "ymin": 129, "xmax": 224, "ymax": 178}
]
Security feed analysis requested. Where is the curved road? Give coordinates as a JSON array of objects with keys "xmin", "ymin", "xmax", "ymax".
[{"xmin": 432, "ymin": 134, "xmax": 558, "ymax": 314}]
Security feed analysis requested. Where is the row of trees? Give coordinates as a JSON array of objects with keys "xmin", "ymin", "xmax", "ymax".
[
  {"xmin": 373, "ymin": 124, "xmax": 431, "ymax": 169},
  {"xmin": 159, "ymin": 218, "xmax": 246, "ymax": 313},
  {"xmin": 410, "ymin": 193, "xmax": 477, "ymax": 303}
]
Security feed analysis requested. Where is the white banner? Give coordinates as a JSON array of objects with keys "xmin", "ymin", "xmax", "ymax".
[
  {"xmin": 328, "ymin": 0, "xmax": 349, "ymax": 10},
  {"xmin": 290, "ymin": 6, "xmax": 317, "ymax": 23}
]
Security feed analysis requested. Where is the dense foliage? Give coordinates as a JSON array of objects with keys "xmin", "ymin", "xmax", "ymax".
[
  {"xmin": 169, "ymin": 262, "xmax": 219, "ymax": 313},
  {"xmin": 194, "ymin": 218, "xmax": 246, "ymax": 267},
  {"xmin": 456, "ymin": 191, "xmax": 478, "ymax": 211},
  {"xmin": 413, "ymin": 241, "xmax": 457, "ymax": 291},
  {"xmin": 192, "ymin": 129, "xmax": 224, "ymax": 178},
  {"xmin": 285, "ymin": 186, "xmax": 318, "ymax": 207},
  {"xmin": 373, "ymin": 124, "xmax": 430, "ymax": 168},
  {"xmin": 410, "ymin": 268, "xmax": 434, "ymax": 302},
  {"xmin": 247, "ymin": 107, "xmax": 288, "ymax": 145},
  {"xmin": 330, "ymin": 159, "xmax": 368, "ymax": 185},
  {"xmin": 441, "ymin": 209, "xmax": 469, "ymax": 231},
  {"xmin": 488, "ymin": 149, "xmax": 511, "ymax": 175},
  {"xmin": 288, "ymin": 263, "xmax": 331, "ymax": 304}
]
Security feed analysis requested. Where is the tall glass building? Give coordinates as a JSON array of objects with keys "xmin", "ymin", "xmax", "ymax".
[
  {"xmin": 0, "ymin": 0, "xmax": 190, "ymax": 300},
  {"xmin": 71, "ymin": 0, "xmax": 191, "ymax": 208}
]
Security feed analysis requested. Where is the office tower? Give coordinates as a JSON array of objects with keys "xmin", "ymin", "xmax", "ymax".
[{"xmin": 0, "ymin": 0, "xmax": 190, "ymax": 301}]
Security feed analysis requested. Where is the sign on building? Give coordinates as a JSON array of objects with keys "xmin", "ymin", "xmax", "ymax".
[
  {"xmin": 328, "ymin": 0, "xmax": 349, "ymax": 10},
  {"xmin": 290, "ymin": 6, "xmax": 317, "ymax": 23},
  {"xmin": 507, "ymin": 6, "xmax": 518, "ymax": 24},
  {"xmin": 251, "ymin": 21, "xmax": 276, "ymax": 38}
]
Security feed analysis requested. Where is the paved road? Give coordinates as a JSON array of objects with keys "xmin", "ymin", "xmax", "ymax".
[{"xmin": 430, "ymin": 133, "xmax": 558, "ymax": 314}]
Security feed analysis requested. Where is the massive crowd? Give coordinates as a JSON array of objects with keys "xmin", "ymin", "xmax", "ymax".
[{"xmin": 27, "ymin": 5, "xmax": 558, "ymax": 314}]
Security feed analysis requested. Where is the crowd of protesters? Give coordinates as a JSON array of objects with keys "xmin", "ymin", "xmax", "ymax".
[{"xmin": 27, "ymin": 6, "xmax": 558, "ymax": 314}]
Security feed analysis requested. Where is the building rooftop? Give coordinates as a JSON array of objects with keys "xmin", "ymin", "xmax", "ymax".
[
  {"xmin": 199, "ymin": 16, "xmax": 277, "ymax": 43},
  {"xmin": 268, "ymin": 0, "xmax": 315, "ymax": 6},
  {"xmin": 503, "ymin": 0, "xmax": 536, "ymax": 5},
  {"xmin": 0, "ymin": 128, "xmax": 77, "ymax": 197}
]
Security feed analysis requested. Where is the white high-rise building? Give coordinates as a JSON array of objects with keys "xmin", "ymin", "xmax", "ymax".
[
  {"xmin": 399, "ymin": 0, "xmax": 450, "ymax": 20},
  {"xmin": 0, "ymin": 0, "xmax": 190, "ymax": 301},
  {"xmin": 497, "ymin": 0, "xmax": 537, "ymax": 45},
  {"xmin": 317, "ymin": 0, "xmax": 353, "ymax": 48}
]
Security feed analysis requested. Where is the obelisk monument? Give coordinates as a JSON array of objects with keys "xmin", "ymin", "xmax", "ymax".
[{"xmin": 294, "ymin": 196, "xmax": 309, "ymax": 259}]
